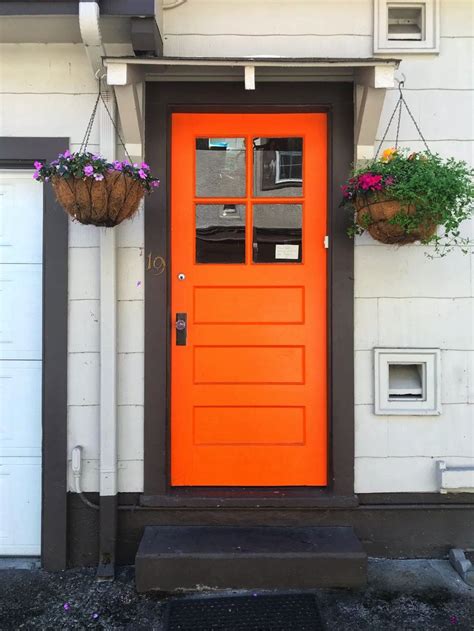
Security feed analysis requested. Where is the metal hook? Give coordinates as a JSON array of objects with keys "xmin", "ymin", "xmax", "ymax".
[
  {"xmin": 395, "ymin": 73, "xmax": 406, "ymax": 91},
  {"xmin": 94, "ymin": 68, "xmax": 107, "ymax": 81}
]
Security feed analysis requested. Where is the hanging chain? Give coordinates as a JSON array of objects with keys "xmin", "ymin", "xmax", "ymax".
[
  {"xmin": 375, "ymin": 79, "xmax": 431, "ymax": 158},
  {"xmin": 79, "ymin": 92, "xmax": 101, "ymax": 154},
  {"xmin": 78, "ymin": 76, "xmax": 133, "ymax": 164}
]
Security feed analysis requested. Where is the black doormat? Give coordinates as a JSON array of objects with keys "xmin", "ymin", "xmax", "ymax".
[{"xmin": 163, "ymin": 593, "xmax": 325, "ymax": 631}]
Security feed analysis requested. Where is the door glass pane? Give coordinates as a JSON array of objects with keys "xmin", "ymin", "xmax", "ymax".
[
  {"xmin": 253, "ymin": 137, "xmax": 303, "ymax": 197},
  {"xmin": 253, "ymin": 204, "xmax": 302, "ymax": 263},
  {"xmin": 196, "ymin": 138, "xmax": 246, "ymax": 197},
  {"xmin": 196, "ymin": 204, "xmax": 246, "ymax": 263}
]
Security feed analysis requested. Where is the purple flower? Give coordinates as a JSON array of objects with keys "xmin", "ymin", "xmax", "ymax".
[
  {"xmin": 62, "ymin": 150, "xmax": 71, "ymax": 159},
  {"xmin": 34, "ymin": 161, "xmax": 43, "ymax": 170},
  {"xmin": 92, "ymin": 154, "xmax": 100, "ymax": 161},
  {"xmin": 63, "ymin": 603, "xmax": 70, "ymax": 611},
  {"xmin": 133, "ymin": 163, "xmax": 139, "ymax": 169},
  {"xmin": 92, "ymin": 613, "xmax": 99, "ymax": 620},
  {"xmin": 138, "ymin": 169, "xmax": 147, "ymax": 180},
  {"xmin": 113, "ymin": 161, "xmax": 123, "ymax": 171},
  {"xmin": 94, "ymin": 173, "xmax": 104, "ymax": 181},
  {"xmin": 151, "ymin": 180, "xmax": 160, "ymax": 188},
  {"xmin": 141, "ymin": 162, "xmax": 150, "ymax": 171},
  {"xmin": 385, "ymin": 176, "xmax": 395, "ymax": 186},
  {"xmin": 83, "ymin": 165, "xmax": 94, "ymax": 177},
  {"xmin": 33, "ymin": 171, "xmax": 40, "ymax": 180}
]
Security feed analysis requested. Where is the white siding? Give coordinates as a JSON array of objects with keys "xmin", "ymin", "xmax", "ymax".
[
  {"xmin": 1, "ymin": 0, "xmax": 473, "ymax": 494},
  {"xmin": 0, "ymin": 43, "xmax": 144, "ymax": 492}
]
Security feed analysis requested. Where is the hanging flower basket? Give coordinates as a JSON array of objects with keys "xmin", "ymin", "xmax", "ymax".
[
  {"xmin": 354, "ymin": 192, "xmax": 437, "ymax": 245},
  {"xmin": 341, "ymin": 82, "xmax": 474, "ymax": 255},
  {"xmin": 33, "ymin": 86, "xmax": 159, "ymax": 227},
  {"xmin": 34, "ymin": 153, "xmax": 159, "ymax": 227},
  {"xmin": 51, "ymin": 170, "xmax": 144, "ymax": 227},
  {"xmin": 343, "ymin": 147, "xmax": 473, "ymax": 253}
]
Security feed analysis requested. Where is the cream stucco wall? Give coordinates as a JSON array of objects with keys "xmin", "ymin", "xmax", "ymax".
[{"xmin": 0, "ymin": 0, "xmax": 472, "ymax": 494}]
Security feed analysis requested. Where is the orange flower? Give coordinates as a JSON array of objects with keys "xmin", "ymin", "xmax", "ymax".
[{"xmin": 381, "ymin": 147, "xmax": 397, "ymax": 162}]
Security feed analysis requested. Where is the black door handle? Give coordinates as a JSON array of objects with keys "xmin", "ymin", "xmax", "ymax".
[{"xmin": 176, "ymin": 313, "xmax": 187, "ymax": 346}]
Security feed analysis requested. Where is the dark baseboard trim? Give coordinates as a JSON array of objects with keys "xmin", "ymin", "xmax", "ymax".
[
  {"xmin": 359, "ymin": 493, "xmax": 474, "ymax": 505},
  {"xmin": 68, "ymin": 492, "xmax": 474, "ymax": 567}
]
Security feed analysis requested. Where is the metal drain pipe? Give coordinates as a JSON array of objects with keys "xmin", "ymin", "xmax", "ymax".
[{"xmin": 79, "ymin": 1, "xmax": 118, "ymax": 580}]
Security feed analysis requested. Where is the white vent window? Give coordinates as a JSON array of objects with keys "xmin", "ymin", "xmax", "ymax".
[
  {"xmin": 388, "ymin": 5, "xmax": 424, "ymax": 40},
  {"xmin": 388, "ymin": 363, "xmax": 424, "ymax": 399},
  {"xmin": 375, "ymin": 349, "xmax": 441, "ymax": 415},
  {"xmin": 374, "ymin": 0, "xmax": 439, "ymax": 53}
]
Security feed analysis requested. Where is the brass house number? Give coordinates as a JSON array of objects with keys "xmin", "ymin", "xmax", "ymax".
[{"xmin": 146, "ymin": 252, "xmax": 166, "ymax": 275}]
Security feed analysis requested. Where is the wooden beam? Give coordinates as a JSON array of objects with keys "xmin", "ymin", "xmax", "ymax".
[
  {"xmin": 114, "ymin": 82, "xmax": 143, "ymax": 160},
  {"xmin": 354, "ymin": 84, "xmax": 387, "ymax": 161}
]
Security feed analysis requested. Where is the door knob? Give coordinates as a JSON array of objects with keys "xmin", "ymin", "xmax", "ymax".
[
  {"xmin": 175, "ymin": 313, "xmax": 187, "ymax": 345},
  {"xmin": 176, "ymin": 319, "xmax": 186, "ymax": 331}
]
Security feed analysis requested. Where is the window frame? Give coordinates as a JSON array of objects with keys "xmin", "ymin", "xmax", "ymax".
[{"xmin": 373, "ymin": 0, "xmax": 440, "ymax": 54}]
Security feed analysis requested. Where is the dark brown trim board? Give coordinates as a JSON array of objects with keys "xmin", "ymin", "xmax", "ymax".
[
  {"xmin": 0, "ymin": 137, "xmax": 69, "ymax": 571},
  {"xmin": 143, "ymin": 83, "xmax": 355, "ymax": 504},
  {"xmin": 68, "ymin": 493, "xmax": 474, "ymax": 567},
  {"xmin": 0, "ymin": 0, "xmax": 155, "ymax": 16}
]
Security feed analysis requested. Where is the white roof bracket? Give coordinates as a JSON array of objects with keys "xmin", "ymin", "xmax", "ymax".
[{"xmin": 245, "ymin": 66, "xmax": 256, "ymax": 90}]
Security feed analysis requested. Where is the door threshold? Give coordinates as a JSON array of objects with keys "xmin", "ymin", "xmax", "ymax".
[{"xmin": 140, "ymin": 491, "xmax": 359, "ymax": 509}]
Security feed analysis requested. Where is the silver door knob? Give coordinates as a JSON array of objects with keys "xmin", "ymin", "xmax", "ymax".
[{"xmin": 176, "ymin": 319, "xmax": 186, "ymax": 331}]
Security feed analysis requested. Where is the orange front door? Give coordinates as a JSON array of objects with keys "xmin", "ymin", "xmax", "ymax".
[{"xmin": 171, "ymin": 113, "xmax": 327, "ymax": 486}]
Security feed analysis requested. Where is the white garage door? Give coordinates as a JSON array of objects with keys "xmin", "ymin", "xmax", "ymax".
[{"xmin": 0, "ymin": 171, "xmax": 43, "ymax": 556}]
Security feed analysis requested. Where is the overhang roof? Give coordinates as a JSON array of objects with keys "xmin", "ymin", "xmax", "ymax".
[
  {"xmin": 105, "ymin": 55, "xmax": 400, "ymax": 68},
  {"xmin": 104, "ymin": 56, "xmax": 400, "ymax": 87}
]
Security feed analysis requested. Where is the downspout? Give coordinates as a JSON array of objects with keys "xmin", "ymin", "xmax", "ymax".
[{"xmin": 79, "ymin": 1, "xmax": 118, "ymax": 580}]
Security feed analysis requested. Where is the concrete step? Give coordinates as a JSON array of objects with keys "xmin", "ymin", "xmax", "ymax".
[{"xmin": 135, "ymin": 525, "xmax": 367, "ymax": 592}]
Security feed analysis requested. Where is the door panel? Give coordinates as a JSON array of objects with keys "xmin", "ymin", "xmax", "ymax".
[
  {"xmin": 0, "ymin": 172, "xmax": 42, "ymax": 555},
  {"xmin": 171, "ymin": 113, "xmax": 327, "ymax": 487}
]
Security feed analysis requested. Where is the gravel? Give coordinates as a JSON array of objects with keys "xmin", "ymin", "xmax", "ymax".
[{"xmin": 0, "ymin": 560, "xmax": 472, "ymax": 630}]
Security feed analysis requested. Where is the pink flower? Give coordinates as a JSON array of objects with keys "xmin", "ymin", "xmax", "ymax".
[
  {"xmin": 385, "ymin": 176, "xmax": 395, "ymax": 186},
  {"xmin": 94, "ymin": 173, "xmax": 104, "ymax": 181},
  {"xmin": 113, "ymin": 161, "xmax": 123, "ymax": 171},
  {"xmin": 138, "ymin": 169, "xmax": 147, "ymax": 179},
  {"xmin": 151, "ymin": 180, "xmax": 160, "ymax": 188},
  {"xmin": 141, "ymin": 162, "xmax": 150, "ymax": 171},
  {"xmin": 83, "ymin": 165, "xmax": 94, "ymax": 177},
  {"xmin": 358, "ymin": 173, "xmax": 383, "ymax": 191},
  {"xmin": 63, "ymin": 150, "xmax": 71, "ymax": 159},
  {"xmin": 34, "ymin": 161, "xmax": 43, "ymax": 170},
  {"xmin": 33, "ymin": 171, "xmax": 40, "ymax": 180}
]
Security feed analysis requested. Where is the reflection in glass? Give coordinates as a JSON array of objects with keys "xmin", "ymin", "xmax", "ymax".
[
  {"xmin": 253, "ymin": 137, "xmax": 303, "ymax": 197},
  {"xmin": 196, "ymin": 204, "xmax": 246, "ymax": 263},
  {"xmin": 253, "ymin": 204, "xmax": 302, "ymax": 263},
  {"xmin": 196, "ymin": 138, "xmax": 246, "ymax": 198}
]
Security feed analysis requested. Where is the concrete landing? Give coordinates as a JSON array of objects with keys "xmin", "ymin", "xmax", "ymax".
[{"xmin": 135, "ymin": 525, "xmax": 367, "ymax": 592}]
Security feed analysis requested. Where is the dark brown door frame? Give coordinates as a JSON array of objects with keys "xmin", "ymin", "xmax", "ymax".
[
  {"xmin": 143, "ymin": 82, "xmax": 355, "ymax": 508},
  {"xmin": 0, "ymin": 138, "xmax": 69, "ymax": 570}
]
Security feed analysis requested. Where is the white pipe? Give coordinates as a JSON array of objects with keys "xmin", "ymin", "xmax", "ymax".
[
  {"xmin": 79, "ymin": 1, "xmax": 118, "ymax": 499},
  {"xmin": 99, "ymin": 89, "xmax": 118, "ymax": 498}
]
